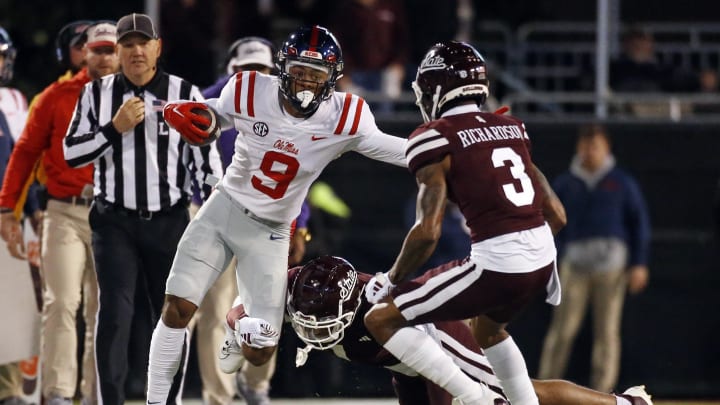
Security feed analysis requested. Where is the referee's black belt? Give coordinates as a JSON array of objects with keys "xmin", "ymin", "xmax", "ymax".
[
  {"xmin": 49, "ymin": 195, "xmax": 93, "ymax": 207},
  {"xmin": 94, "ymin": 198, "xmax": 188, "ymax": 221}
]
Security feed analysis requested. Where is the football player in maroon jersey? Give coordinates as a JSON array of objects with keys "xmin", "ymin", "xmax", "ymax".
[
  {"xmin": 224, "ymin": 256, "xmax": 653, "ymax": 405},
  {"xmin": 361, "ymin": 40, "xmax": 570, "ymax": 405}
]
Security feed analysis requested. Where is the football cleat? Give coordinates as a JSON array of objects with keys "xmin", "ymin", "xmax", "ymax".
[
  {"xmin": 619, "ymin": 385, "xmax": 654, "ymax": 405},
  {"xmin": 218, "ymin": 322, "xmax": 245, "ymax": 374}
]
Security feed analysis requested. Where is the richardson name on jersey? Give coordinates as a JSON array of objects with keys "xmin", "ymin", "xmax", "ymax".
[{"xmin": 457, "ymin": 124, "xmax": 528, "ymax": 148}]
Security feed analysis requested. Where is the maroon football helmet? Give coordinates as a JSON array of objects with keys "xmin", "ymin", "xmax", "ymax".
[
  {"xmin": 286, "ymin": 256, "xmax": 362, "ymax": 351},
  {"xmin": 412, "ymin": 40, "xmax": 489, "ymax": 122}
]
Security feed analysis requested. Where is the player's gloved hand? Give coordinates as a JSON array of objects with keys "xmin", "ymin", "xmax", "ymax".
[
  {"xmin": 162, "ymin": 101, "xmax": 212, "ymax": 145},
  {"xmin": 365, "ymin": 272, "xmax": 395, "ymax": 304},
  {"xmin": 235, "ymin": 316, "xmax": 280, "ymax": 349}
]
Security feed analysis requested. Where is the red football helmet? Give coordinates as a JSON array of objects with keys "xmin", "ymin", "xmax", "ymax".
[
  {"xmin": 286, "ymin": 256, "xmax": 362, "ymax": 351},
  {"xmin": 412, "ymin": 40, "xmax": 489, "ymax": 122}
]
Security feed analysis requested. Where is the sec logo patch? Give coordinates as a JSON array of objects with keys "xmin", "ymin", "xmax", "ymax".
[{"xmin": 253, "ymin": 122, "xmax": 269, "ymax": 137}]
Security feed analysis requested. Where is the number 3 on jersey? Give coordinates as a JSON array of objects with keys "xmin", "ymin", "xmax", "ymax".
[
  {"xmin": 251, "ymin": 151, "xmax": 300, "ymax": 199},
  {"xmin": 491, "ymin": 147, "xmax": 535, "ymax": 207}
]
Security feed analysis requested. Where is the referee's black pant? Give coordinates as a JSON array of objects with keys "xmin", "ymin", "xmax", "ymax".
[{"xmin": 89, "ymin": 199, "xmax": 190, "ymax": 405}]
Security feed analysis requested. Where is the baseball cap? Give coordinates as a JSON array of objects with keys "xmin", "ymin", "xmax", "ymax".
[
  {"xmin": 116, "ymin": 13, "xmax": 158, "ymax": 41},
  {"xmin": 226, "ymin": 38, "xmax": 274, "ymax": 75},
  {"xmin": 86, "ymin": 23, "xmax": 117, "ymax": 49}
]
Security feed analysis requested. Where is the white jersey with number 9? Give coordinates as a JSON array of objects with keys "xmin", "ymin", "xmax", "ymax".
[{"xmin": 208, "ymin": 71, "xmax": 406, "ymax": 223}]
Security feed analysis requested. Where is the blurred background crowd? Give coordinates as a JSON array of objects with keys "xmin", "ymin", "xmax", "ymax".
[{"xmin": 2, "ymin": 0, "xmax": 720, "ymax": 108}]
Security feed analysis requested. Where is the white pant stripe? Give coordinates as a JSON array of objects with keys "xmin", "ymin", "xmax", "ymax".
[{"xmin": 395, "ymin": 260, "xmax": 480, "ymax": 321}]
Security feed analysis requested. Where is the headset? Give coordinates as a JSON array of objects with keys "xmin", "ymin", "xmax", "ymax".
[{"xmin": 54, "ymin": 20, "xmax": 93, "ymax": 69}]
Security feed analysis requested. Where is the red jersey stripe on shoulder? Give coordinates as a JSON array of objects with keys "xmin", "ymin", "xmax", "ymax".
[
  {"xmin": 234, "ymin": 72, "xmax": 243, "ymax": 114},
  {"xmin": 349, "ymin": 97, "xmax": 364, "ymax": 135},
  {"xmin": 334, "ymin": 93, "xmax": 353, "ymax": 134},
  {"xmin": 247, "ymin": 71, "xmax": 256, "ymax": 117}
]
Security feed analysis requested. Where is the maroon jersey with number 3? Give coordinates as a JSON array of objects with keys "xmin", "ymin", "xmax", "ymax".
[{"xmin": 405, "ymin": 111, "xmax": 545, "ymax": 243}]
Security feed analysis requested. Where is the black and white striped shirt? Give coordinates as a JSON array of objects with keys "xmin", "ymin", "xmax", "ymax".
[{"xmin": 64, "ymin": 70, "xmax": 223, "ymax": 211}]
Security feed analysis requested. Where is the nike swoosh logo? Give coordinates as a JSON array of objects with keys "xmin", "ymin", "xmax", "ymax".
[
  {"xmin": 311, "ymin": 135, "xmax": 327, "ymax": 141},
  {"xmin": 269, "ymin": 234, "xmax": 283, "ymax": 240},
  {"xmin": 148, "ymin": 402, "xmax": 161, "ymax": 404}
]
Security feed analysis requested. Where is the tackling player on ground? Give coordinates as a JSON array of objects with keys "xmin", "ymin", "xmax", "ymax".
[{"xmin": 223, "ymin": 256, "xmax": 654, "ymax": 405}]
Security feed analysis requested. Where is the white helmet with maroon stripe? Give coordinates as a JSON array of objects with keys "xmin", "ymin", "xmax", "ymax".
[
  {"xmin": 277, "ymin": 25, "xmax": 344, "ymax": 116},
  {"xmin": 412, "ymin": 41, "xmax": 489, "ymax": 123}
]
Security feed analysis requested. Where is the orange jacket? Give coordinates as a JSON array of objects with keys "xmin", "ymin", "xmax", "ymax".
[{"xmin": 0, "ymin": 68, "xmax": 94, "ymax": 209}]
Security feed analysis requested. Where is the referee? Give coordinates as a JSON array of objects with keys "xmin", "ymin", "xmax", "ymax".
[{"xmin": 63, "ymin": 13, "xmax": 222, "ymax": 405}]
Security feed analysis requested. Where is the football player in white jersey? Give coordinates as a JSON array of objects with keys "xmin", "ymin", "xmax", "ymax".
[
  {"xmin": 0, "ymin": 25, "xmax": 31, "ymax": 405},
  {"xmin": 0, "ymin": 27, "xmax": 27, "ymax": 146},
  {"xmin": 146, "ymin": 25, "xmax": 407, "ymax": 403}
]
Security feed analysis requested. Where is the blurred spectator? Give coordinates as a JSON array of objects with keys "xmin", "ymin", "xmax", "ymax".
[
  {"xmin": 699, "ymin": 68, "xmax": 718, "ymax": 93},
  {"xmin": 161, "ymin": 0, "xmax": 216, "ymax": 86},
  {"xmin": 693, "ymin": 69, "xmax": 720, "ymax": 114},
  {"xmin": 329, "ymin": 0, "xmax": 410, "ymax": 112},
  {"xmin": 53, "ymin": 20, "xmax": 93, "ymax": 81},
  {"xmin": 610, "ymin": 26, "xmax": 698, "ymax": 93},
  {"xmin": 609, "ymin": 26, "xmax": 699, "ymax": 117},
  {"xmin": 538, "ymin": 123, "xmax": 651, "ymax": 393}
]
